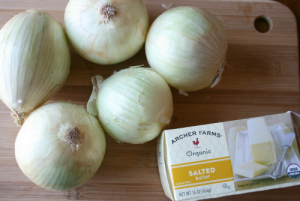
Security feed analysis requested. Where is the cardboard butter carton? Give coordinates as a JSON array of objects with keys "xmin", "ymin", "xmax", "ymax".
[{"xmin": 157, "ymin": 112, "xmax": 300, "ymax": 201}]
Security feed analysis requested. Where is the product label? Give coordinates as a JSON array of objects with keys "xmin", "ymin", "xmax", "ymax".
[
  {"xmin": 160, "ymin": 113, "xmax": 300, "ymax": 201},
  {"xmin": 287, "ymin": 164, "xmax": 300, "ymax": 179},
  {"xmin": 164, "ymin": 123, "xmax": 235, "ymax": 200},
  {"xmin": 171, "ymin": 156, "xmax": 233, "ymax": 190}
]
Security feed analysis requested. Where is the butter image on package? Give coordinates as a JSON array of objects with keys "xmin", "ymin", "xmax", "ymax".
[
  {"xmin": 228, "ymin": 127, "xmax": 247, "ymax": 166},
  {"xmin": 233, "ymin": 117, "xmax": 278, "ymax": 179},
  {"xmin": 248, "ymin": 117, "xmax": 277, "ymax": 166},
  {"xmin": 234, "ymin": 161, "xmax": 268, "ymax": 178}
]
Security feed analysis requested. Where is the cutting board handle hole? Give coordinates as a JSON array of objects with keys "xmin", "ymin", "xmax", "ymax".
[{"xmin": 254, "ymin": 16, "xmax": 272, "ymax": 33}]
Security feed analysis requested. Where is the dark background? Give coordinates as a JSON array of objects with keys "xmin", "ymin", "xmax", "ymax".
[
  {"xmin": 275, "ymin": 1, "xmax": 300, "ymax": 38},
  {"xmin": 276, "ymin": 0, "xmax": 300, "ymax": 21}
]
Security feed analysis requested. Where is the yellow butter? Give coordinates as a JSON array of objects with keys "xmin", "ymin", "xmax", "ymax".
[{"xmin": 248, "ymin": 117, "xmax": 277, "ymax": 166}]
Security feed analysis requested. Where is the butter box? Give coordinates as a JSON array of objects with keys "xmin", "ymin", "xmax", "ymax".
[{"xmin": 157, "ymin": 112, "xmax": 300, "ymax": 201}]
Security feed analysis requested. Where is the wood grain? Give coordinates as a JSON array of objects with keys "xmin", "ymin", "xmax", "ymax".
[{"xmin": 0, "ymin": 0, "xmax": 300, "ymax": 200}]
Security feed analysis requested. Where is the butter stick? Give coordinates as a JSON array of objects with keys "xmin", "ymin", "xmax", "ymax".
[
  {"xmin": 235, "ymin": 161, "xmax": 268, "ymax": 178},
  {"xmin": 248, "ymin": 117, "xmax": 277, "ymax": 166},
  {"xmin": 228, "ymin": 127, "xmax": 247, "ymax": 166}
]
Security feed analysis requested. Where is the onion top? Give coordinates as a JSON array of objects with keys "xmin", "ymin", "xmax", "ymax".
[
  {"xmin": 15, "ymin": 102, "xmax": 106, "ymax": 191},
  {"xmin": 65, "ymin": 0, "xmax": 149, "ymax": 65}
]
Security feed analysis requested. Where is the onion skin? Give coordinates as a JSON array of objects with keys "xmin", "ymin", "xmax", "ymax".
[
  {"xmin": 15, "ymin": 102, "xmax": 106, "ymax": 191},
  {"xmin": 87, "ymin": 67, "xmax": 173, "ymax": 144},
  {"xmin": 146, "ymin": 6, "xmax": 227, "ymax": 92},
  {"xmin": 0, "ymin": 9, "xmax": 71, "ymax": 126},
  {"xmin": 64, "ymin": 0, "xmax": 149, "ymax": 65}
]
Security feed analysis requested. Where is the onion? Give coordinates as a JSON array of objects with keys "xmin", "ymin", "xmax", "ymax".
[
  {"xmin": 15, "ymin": 102, "xmax": 106, "ymax": 191},
  {"xmin": 64, "ymin": 0, "xmax": 149, "ymax": 65},
  {"xmin": 0, "ymin": 9, "xmax": 70, "ymax": 126},
  {"xmin": 87, "ymin": 67, "xmax": 173, "ymax": 144},
  {"xmin": 145, "ymin": 6, "xmax": 227, "ymax": 92}
]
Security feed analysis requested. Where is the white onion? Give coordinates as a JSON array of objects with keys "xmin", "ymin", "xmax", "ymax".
[
  {"xmin": 64, "ymin": 0, "xmax": 149, "ymax": 65},
  {"xmin": 15, "ymin": 102, "xmax": 106, "ymax": 191},
  {"xmin": 146, "ymin": 6, "xmax": 227, "ymax": 92},
  {"xmin": 87, "ymin": 67, "xmax": 173, "ymax": 144},
  {"xmin": 0, "ymin": 9, "xmax": 70, "ymax": 125}
]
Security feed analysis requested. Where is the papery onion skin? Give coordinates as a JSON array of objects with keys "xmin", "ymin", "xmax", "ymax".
[
  {"xmin": 87, "ymin": 67, "xmax": 173, "ymax": 144},
  {"xmin": 64, "ymin": 0, "xmax": 149, "ymax": 65},
  {"xmin": 0, "ymin": 9, "xmax": 70, "ymax": 126},
  {"xmin": 15, "ymin": 102, "xmax": 106, "ymax": 191},
  {"xmin": 145, "ymin": 6, "xmax": 227, "ymax": 92}
]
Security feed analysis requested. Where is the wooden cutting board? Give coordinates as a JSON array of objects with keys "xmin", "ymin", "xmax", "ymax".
[{"xmin": 0, "ymin": 0, "xmax": 299, "ymax": 200}]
